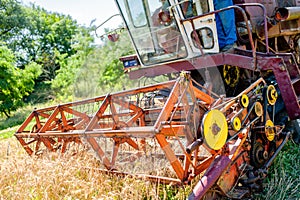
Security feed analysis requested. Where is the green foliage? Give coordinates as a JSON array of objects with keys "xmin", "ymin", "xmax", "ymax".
[
  {"xmin": 255, "ymin": 141, "xmax": 300, "ymax": 200},
  {"xmin": 0, "ymin": 108, "xmax": 31, "ymax": 140},
  {"xmin": 51, "ymin": 30, "xmax": 135, "ymax": 100},
  {"xmin": 0, "ymin": 0, "xmax": 137, "ymax": 106},
  {"xmin": 51, "ymin": 29, "xmax": 95, "ymax": 100},
  {"xmin": 97, "ymin": 32, "xmax": 135, "ymax": 92},
  {"xmin": 0, "ymin": 44, "xmax": 41, "ymax": 118},
  {"xmin": 0, "ymin": 0, "xmax": 96, "ymax": 105},
  {"xmin": 0, "ymin": 0, "xmax": 26, "ymax": 38},
  {"xmin": 19, "ymin": 62, "xmax": 43, "ymax": 96},
  {"xmin": 16, "ymin": 5, "xmax": 81, "ymax": 81},
  {"xmin": 0, "ymin": 128, "xmax": 16, "ymax": 140},
  {"xmin": 24, "ymin": 82, "xmax": 54, "ymax": 104}
]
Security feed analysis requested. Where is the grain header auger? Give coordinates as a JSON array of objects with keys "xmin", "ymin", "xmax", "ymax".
[{"xmin": 15, "ymin": 0, "xmax": 300, "ymax": 199}]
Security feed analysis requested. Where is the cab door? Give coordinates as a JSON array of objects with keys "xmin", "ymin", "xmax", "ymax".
[{"xmin": 172, "ymin": 0, "xmax": 219, "ymax": 56}]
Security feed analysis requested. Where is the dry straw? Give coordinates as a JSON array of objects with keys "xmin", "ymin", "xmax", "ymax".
[{"xmin": 0, "ymin": 138, "xmax": 189, "ymax": 200}]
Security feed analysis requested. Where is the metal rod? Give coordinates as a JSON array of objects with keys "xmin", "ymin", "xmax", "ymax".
[
  {"xmin": 85, "ymin": 167, "xmax": 182, "ymax": 185},
  {"xmin": 264, "ymin": 132, "xmax": 290, "ymax": 169},
  {"xmin": 186, "ymin": 138, "xmax": 203, "ymax": 154}
]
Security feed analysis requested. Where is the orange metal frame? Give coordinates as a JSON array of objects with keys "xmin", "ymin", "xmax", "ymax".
[{"xmin": 15, "ymin": 74, "xmax": 268, "ymax": 185}]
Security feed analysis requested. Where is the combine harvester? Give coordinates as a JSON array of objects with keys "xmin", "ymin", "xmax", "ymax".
[{"xmin": 15, "ymin": 0, "xmax": 300, "ymax": 199}]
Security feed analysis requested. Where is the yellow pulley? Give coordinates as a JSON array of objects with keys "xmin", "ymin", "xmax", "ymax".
[
  {"xmin": 223, "ymin": 65, "xmax": 240, "ymax": 87},
  {"xmin": 231, "ymin": 117, "xmax": 241, "ymax": 131},
  {"xmin": 254, "ymin": 102, "xmax": 263, "ymax": 117},
  {"xmin": 267, "ymin": 85, "xmax": 278, "ymax": 105},
  {"xmin": 265, "ymin": 120, "xmax": 275, "ymax": 141},
  {"xmin": 240, "ymin": 94, "xmax": 249, "ymax": 108},
  {"xmin": 202, "ymin": 110, "xmax": 228, "ymax": 150}
]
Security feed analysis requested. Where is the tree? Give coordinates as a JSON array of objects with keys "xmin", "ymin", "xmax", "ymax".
[
  {"xmin": 1, "ymin": 1, "xmax": 86, "ymax": 81},
  {"xmin": 51, "ymin": 29, "xmax": 136, "ymax": 100},
  {"xmin": 0, "ymin": 44, "xmax": 41, "ymax": 118},
  {"xmin": 51, "ymin": 28, "xmax": 95, "ymax": 99},
  {"xmin": 14, "ymin": 5, "xmax": 80, "ymax": 81},
  {"xmin": 0, "ymin": 0, "xmax": 94, "ymax": 103},
  {"xmin": 0, "ymin": 0, "xmax": 26, "ymax": 38},
  {"xmin": 97, "ymin": 31, "xmax": 135, "ymax": 90},
  {"xmin": 1, "ymin": 0, "xmax": 136, "ymax": 106}
]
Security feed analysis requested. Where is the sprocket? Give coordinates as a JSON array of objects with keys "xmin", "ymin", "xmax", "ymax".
[{"xmin": 250, "ymin": 141, "xmax": 268, "ymax": 169}]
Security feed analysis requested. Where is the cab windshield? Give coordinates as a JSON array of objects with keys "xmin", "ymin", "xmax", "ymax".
[{"xmin": 116, "ymin": 0, "xmax": 187, "ymax": 66}]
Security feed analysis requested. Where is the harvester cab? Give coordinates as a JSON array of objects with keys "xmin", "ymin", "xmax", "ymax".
[{"xmin": 115, "ymin": 0, "xmax": 220, "ymax": 67}]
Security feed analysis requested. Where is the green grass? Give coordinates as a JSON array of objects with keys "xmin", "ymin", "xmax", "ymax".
[
  {"xmin": 0, "ymin": 127, "xmax": 18, "ymax": 140},
  {"xmin": 0, "ymin": 102, "xmax": 53, "ymax": 140},
  {"xmin": 0, "ymin": 108, "xmax": 31, "ymax": 131},
  {"xmin": 0, "ymin": 106, "xmax": 34, "ymax": 140},
  {"xmin": 254, "ymin": 141, "xmax": 300, "ymax": 200}
]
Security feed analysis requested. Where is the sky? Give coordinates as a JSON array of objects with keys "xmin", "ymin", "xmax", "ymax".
[{"xmin": 21, "ymin": 0, "xmax": 123, "ymax": 37}]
